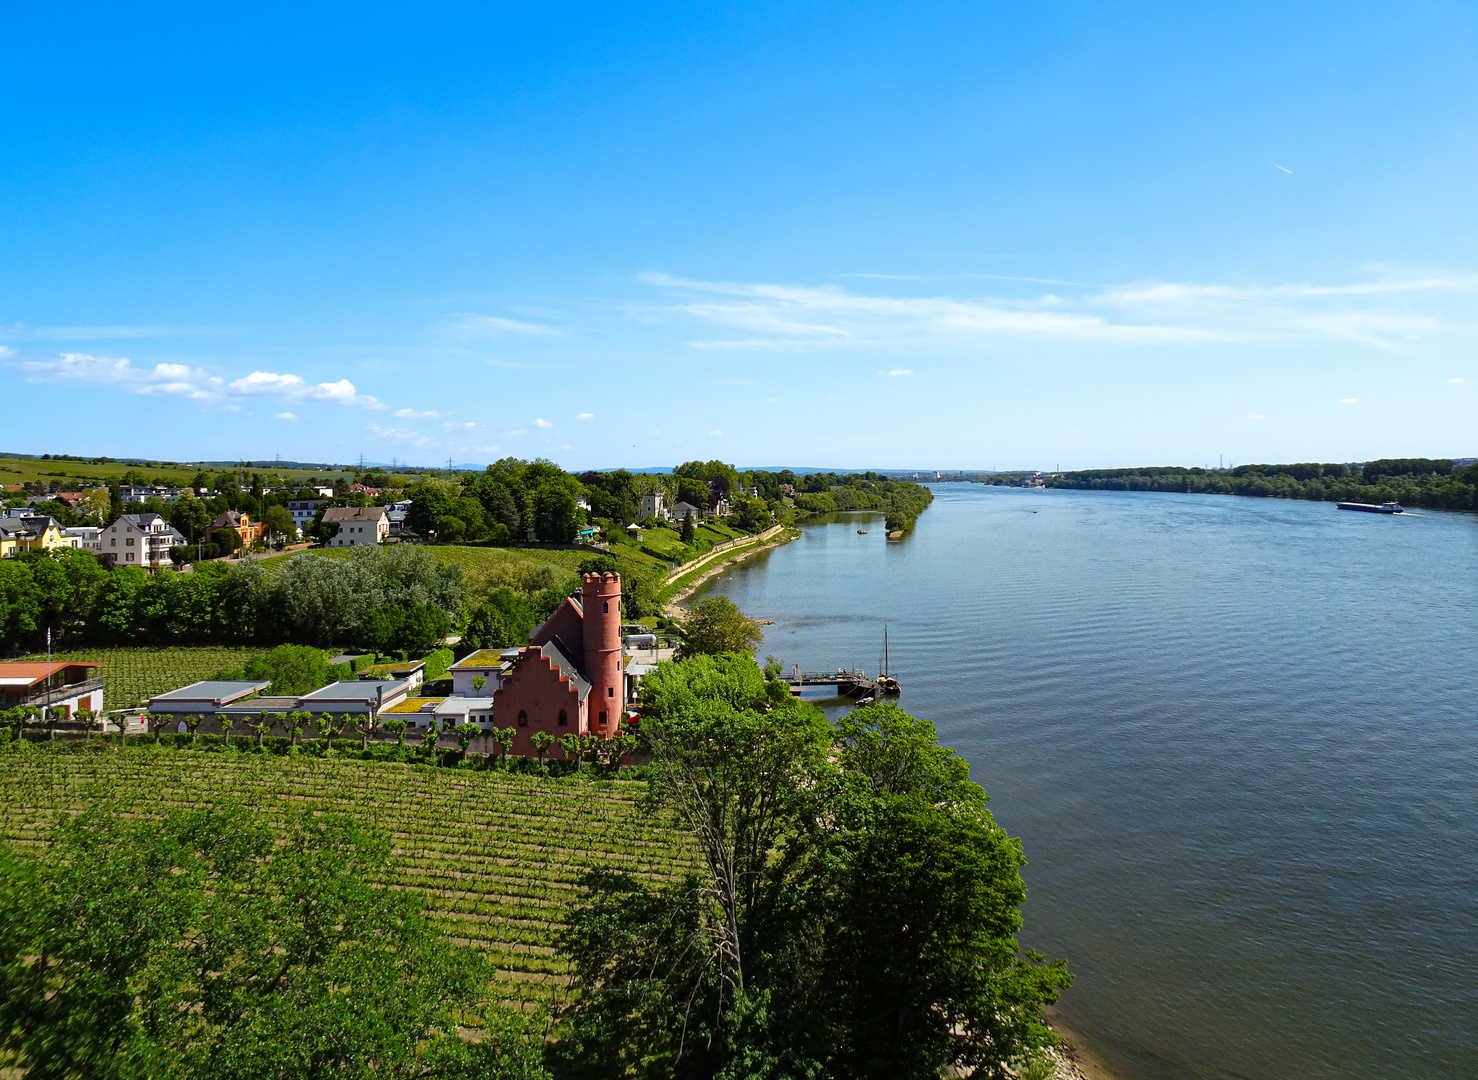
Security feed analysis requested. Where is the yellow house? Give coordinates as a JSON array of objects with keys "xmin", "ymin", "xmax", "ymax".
[{"xmin": 0, "ymin": 515, "xmax": 74, "ymax": 559}]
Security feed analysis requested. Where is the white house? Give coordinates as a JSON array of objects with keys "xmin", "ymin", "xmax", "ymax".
[
  {"xmin": 104, "ymin": 513, "xmax": 184, "ymax": 567},
  {"xmin": 639, "ymin": 491, "xmax": 667, "ymax": 520},
  {"xmin": 63, "ymin": 525, "xmax": 103, "ymax": 553},
  {"xmin": 446, "ymin": 649, "xmax": 516, "ymax": 696},
  {"xmin": 322, "ymin": 505, "xmax": 389, "ymax": 547},
  {"xmin": 287, "ymin": 498, "xmax": 328, "ymax": 533}
]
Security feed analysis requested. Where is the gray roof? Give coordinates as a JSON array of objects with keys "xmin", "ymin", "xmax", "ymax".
[
  {"xmin": 300, "ymin": 679, "xmax": 410, "ymax": 704},
  {"xmin": 119, "ymin": 513, "xmax": 166, "ymax": 527},
  {"xmin": 540, "ymin": 639, "xmax": 592, "ymax": 700},
  {"xmin": 322, "ymin": 505, "xmax": 387, "ymax": 523},
  {"xmin": 148, "ymin": 680, "xmax": 271, "ymax": 710},
  {"xmin": 216, "ymin": 696, "xmax": 300, "ymax": 716}
]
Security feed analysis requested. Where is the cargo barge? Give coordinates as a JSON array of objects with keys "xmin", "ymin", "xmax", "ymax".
[{"xmin": 1336, "ymin": 501, "xmax": 1404, "ymax": 514}]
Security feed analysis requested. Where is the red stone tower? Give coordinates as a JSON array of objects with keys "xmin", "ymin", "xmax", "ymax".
[{"xmin": 581, "ymin": 572, "xmax": 623, "ymax": 733}]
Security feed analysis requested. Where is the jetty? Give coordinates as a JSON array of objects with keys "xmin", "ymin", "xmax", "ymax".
[{"xmin": 785, "ymin": 664, "xmax": 899, "ymax": 701}]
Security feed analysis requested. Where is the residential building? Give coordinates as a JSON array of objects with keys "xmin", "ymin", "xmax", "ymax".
[
  {"xmin": 434, "ymin": 696, "xmax": 497, "ymax": 731},
  {"xmin": 0, "ymin": 515, "xmax": 76, "ymax": 558},
  {"xmin": 63, "ymin": 525, "xmax": 103, "ymax": 553},
  {"xmin": 671, "ymin": 500, "xmax": 703, "ymax": 523},
  {"xmin": 447, "ymin": 649, "xmax": 517, "ymax": 696},
  {"xmin": 491, "ymin": 572, "xmax": 629, "ymax": 757},
  {"xmin": 119, "ymin": 485, "xmax": 182, "ymax": 504},
  {"xmin": 638, "ymin": 491, "xmax": 667, "ymax": 520},
  {"xmin": 104, "ymin": 513, "xmax": 186, "ymax": 568},
  {"xmin": 322, "ymin": 505, "xmax": 389, "ymax": 547},
  {"xmin": 707, "ymin": 481, "xmax": 732, "ymax": 518},
  {"xmin": 0, "ymin": 661, "xmax": 105, "ymax": 718},
  {"xmin": 205, "ymin": 509, "xmax": 261, "ymax": 547},
  {"xmin": 287, "ymin": 498, "xmax": 328, "ymax": 532}
]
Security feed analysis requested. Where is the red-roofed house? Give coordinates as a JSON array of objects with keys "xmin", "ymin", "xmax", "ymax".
[{"xmin": 0, "ymin": 662, "xmax": 105, "ymax": 718}]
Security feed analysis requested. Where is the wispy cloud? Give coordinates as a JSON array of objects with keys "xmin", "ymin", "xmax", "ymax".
[
  {"xmin": 1452, "ymin": 377, "xmax": 1466, "ymax": 384},
  {"xmin": 395, "ymin": 407, "xmax": 443, "ymax": 419},
  {"xmin": 1340, "ymin": 398, "xmax": 1359, "ymax": 404},
  {"xmin": 367, "ymin": 426, "xmax": 432, "ymax": 447},
  {"xmin": 3, "ymin": 350, "xmax": 387, "ymax": 410},
  {"xmin": 276, "ymin": 412, "xmax": 297, "ymax": 421},
  {"xmin": 577, "ymin": 412, "xmax": 594, "ymax": 419},
  {"xmin": 710, "ymin": 430, "xmax": 722, "ymax": 436},
  {"xmin": 1247, "ymin": 414, "xmax": 1266, "ymax": 420},
  {"xmin": 445, "ymin": 314, "xmax": 559, "ymax": 338},
  {"xmin": 639, "ymin": 269, "xmax": 1478, "ymax": 353},
  {"xmin": 534, "ymin": 418, "xmax": 552, "ymax": 428},
  {"xmin": 1271, "ymin": 162, "xmax": 1293, "ymax": 174},
  {"xmin": 883, "ymin": 368, "xmax": 913, "ymax": 376}
]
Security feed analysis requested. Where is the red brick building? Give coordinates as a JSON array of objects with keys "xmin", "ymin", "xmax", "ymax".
[{"xmin": 494, "ymin": 571, "xmax": 628, "ymax": 756}]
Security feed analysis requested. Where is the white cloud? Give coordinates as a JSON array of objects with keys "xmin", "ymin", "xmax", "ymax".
[
  {"xmin": 1340, "ymin": 398, "xmax": 1359, "ymax": 404},
  {"xmin": 276, "ymin": 412, "xmax": 298, "ymax": 421},
  {"xmin": 1452, "ymin": 377, "xmax": 1466, "ymax": 384},
  {"xmin": 505, "ymin": 428, "xmax": 527, "ymax": 436},
  {"xmin": 445, "ymin": 314, "xmax": 558, "ymax": 338},
  {"xmin": 395, "ymin": 407, "xmax": 443, "ymax": 419},
  {"xmin": 1247, "ymin": 414, "xmax": 1266, "ymax": 420},
  {"xmin": 577, "ymin": 412, "xmax": 594, "ymax": 420},
  {"xmin": 534, "ymin": 418, "xmax": 552, "ymax": 428},
  {"xmin": 884, "ymin": 368, "xmax": 913, "ymax": 376},
  {"xmin": 367, "ymin": 425, "xmax": 432, "ymax": 447},
  {"xmin": 710, "ymin": 430, "xmax": 722, "ymax": 436},
  {"xmin": 640, "ymin": 269, "xmax": 1478, "ymax": 353}
]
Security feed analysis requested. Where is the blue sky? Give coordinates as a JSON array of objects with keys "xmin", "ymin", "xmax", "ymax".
[{"xmin": 3, "ymin": 1, "xmax": 1475, "ymax": 470}]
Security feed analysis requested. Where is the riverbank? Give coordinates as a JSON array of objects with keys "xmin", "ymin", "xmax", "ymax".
[
  {"xmin": 1043, "ymin": 1012, "xmax": 1128, "ymax": 1080},
  {"xmin": 664, "ymin": 526, "xmax": 799, "ymax": 609}
]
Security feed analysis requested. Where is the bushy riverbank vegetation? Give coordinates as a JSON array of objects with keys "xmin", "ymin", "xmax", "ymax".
[
  {"xmin": 791, "ymin": 471, "xmax": 935, "ymax": 532},
  {"xmin": 1047, "ymin": 458, "xmax": 1478, "ymax": 511}
]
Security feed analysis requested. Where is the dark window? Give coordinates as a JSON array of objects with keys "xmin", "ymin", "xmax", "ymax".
[
  {"xmin": 518, "ymin": 710, "xmax": 528, "ymax": 726},
  {"xmin": 602, "ymin": 601, "xmax": 609, "ymax": 613},
  {"xmin": 558, "ymin": 709, "xmax": 567, "ymax": 726},
  {"xmin": 608, "ymin": 686, "xmax": 614, "ymax": 697},
  {"xmin": 598, "ymin": 711, "xmax": 607, "ymax": 724}
]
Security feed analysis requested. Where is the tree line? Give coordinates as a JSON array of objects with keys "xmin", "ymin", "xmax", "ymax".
[
  {"xmin": 1047, "ymin": 459, "xmax": 1478, "ymax": 512},
  {"xmin": 0, "ymin": 546, "xmax": 464, "ymax": 653},
  {"xmin": 792, "ymin": 472, "xmax": 936, "ymax": 531}
]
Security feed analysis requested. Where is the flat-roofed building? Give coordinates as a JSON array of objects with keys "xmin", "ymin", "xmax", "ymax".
[
  {"xmin": 446, "ymin": 649, "xmax": 517, "ymax": 696},
  {"xmin": 0, "ymin": 661, "xmax": 105, "ymax": 718}
]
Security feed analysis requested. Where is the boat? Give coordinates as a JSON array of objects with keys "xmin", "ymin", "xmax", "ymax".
[
  {"xmin": 1337, "ymin": 502, "xmax": 1404, "ymax": 514},
  {"xmin": 857, "ymin": 529, "xmax": 868, "ymax": 534},
  {"xmin": 876, "ymin": 624, "xmax": 901, "ymax": 696}
]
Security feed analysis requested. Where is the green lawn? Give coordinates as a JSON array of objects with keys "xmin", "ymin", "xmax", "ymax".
[
  {"xmin": 16, "ymin": 646, "xmax": 274, "ymax": 709},
  {"xmin": 0, "ymin": 746, "xmax": 693, "ymax": 1009}
]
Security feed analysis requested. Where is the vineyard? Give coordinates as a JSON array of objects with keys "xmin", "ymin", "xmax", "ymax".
[
  {"xmin": 15, "ymin": 646, "xmax": 275, "ymax": 708},
  {"xmin": 0, "ymin": 745, "xmax": 693, "ymax": 1008}
]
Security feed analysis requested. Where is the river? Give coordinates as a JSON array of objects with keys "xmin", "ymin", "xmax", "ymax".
[{"xmin": 691, "ymin": 483, "xmax": 1478, "ymax": 1080}]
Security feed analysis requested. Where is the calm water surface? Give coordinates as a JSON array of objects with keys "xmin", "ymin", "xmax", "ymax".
[{"xmin": 693, "ymin": 485, "xmax": 1478, "ymax": 1080}]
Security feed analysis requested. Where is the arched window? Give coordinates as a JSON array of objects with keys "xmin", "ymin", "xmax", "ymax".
[
  {"xmin": 558, "ymin": 709, "xmax": 567, "ymax": 726},
  {"xmin": 602, "ymin": 601, "xmax": 609, "ymax": 613},
  {"xmin": 518, "ymin": 710, "xmax": 528, "ymax": 726}
]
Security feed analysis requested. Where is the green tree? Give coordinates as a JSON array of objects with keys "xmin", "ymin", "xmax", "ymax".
[
  {"xmin": 530, "ymin": 729, "xmax": 554, "ymax": 765},
  {"xmin": 556, "ymin": 659, "xmax": 1070, "ymax": 1080},
  {"xmin": 677, "ymin": 595, "xmax": 763, "ymax": 658},
  {"xmin": 0, "ymin": 804, "xmax": 549, "ymax": 1079},
  {"xmin": 168, "ymin": 490, "xmax": 211, "ymax": 546},
  {"xmin": 260, "ymin": 504, "xmax": 296, "ymax": 548},
  {"xmin": 679, "ymin": 509, "xmax": 696, "ymax": 543},
  {"xmin": 242, "ymin": 645, "xmax": 333, "ymax": 696}
]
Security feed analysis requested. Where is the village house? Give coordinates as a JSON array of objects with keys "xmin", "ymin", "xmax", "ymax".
[
  {"xmin": 62, "ymin": 525, "xmax": 103, "ymax": 553},
  {"xmin": 322, "ymin": 505, "xmax": 389, "ymax": 546},
  {"xmin": 104, "ymin": 513, "xmax": 185, "ymax": 568},
  {"xmin": 204, "ymin": 509, "xmax": 261, "ymax": 547},
  {"xmin": 0, "ymin": 515, "xmax": 75, "ymax": 558},
  {"xmin": 638, "ymin": 490, "xmax": 668, "ymax": 520},
  {"xmin": 0, "ymin": 661, "xmax": 105, "ymax": 719},
  {"xmin": 287, "ymin": 498, "xmax": 328, "ymax": 533}
]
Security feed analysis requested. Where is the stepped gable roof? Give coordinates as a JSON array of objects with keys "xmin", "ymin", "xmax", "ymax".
[{"xmin": 538, "ymin": 638, "xmax": 592, "ymax": 700}]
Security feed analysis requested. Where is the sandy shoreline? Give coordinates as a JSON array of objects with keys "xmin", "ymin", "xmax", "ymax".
[
  {"xmin": 663, "ymin": 528, "xmax": 799, "ymax": 609},
  {"xmin": 1043, "ymin": 1012, "xmax": 1129, "ymax": 1080}
]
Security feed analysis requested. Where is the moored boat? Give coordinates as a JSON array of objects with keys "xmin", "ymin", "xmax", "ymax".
[{"xmin": 1336, "ymin": 501, "xmax": 1404, "ymax": 514}]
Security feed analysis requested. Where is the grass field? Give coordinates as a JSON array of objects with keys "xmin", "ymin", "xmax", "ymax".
[
  {"xmin": 0, "ymin": 453, "xmax": 351, "ymax": 490},
  {"xmin": 0, "ymin": 746, "xmax": 692, "ymax": 1008},
  {"xmin": 15, "ymin": 647, "xmax": 273, "ymax": 709},
  {"xmin": 261, "ymin": 542, "xmax": 671, "ymax": 587}
]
